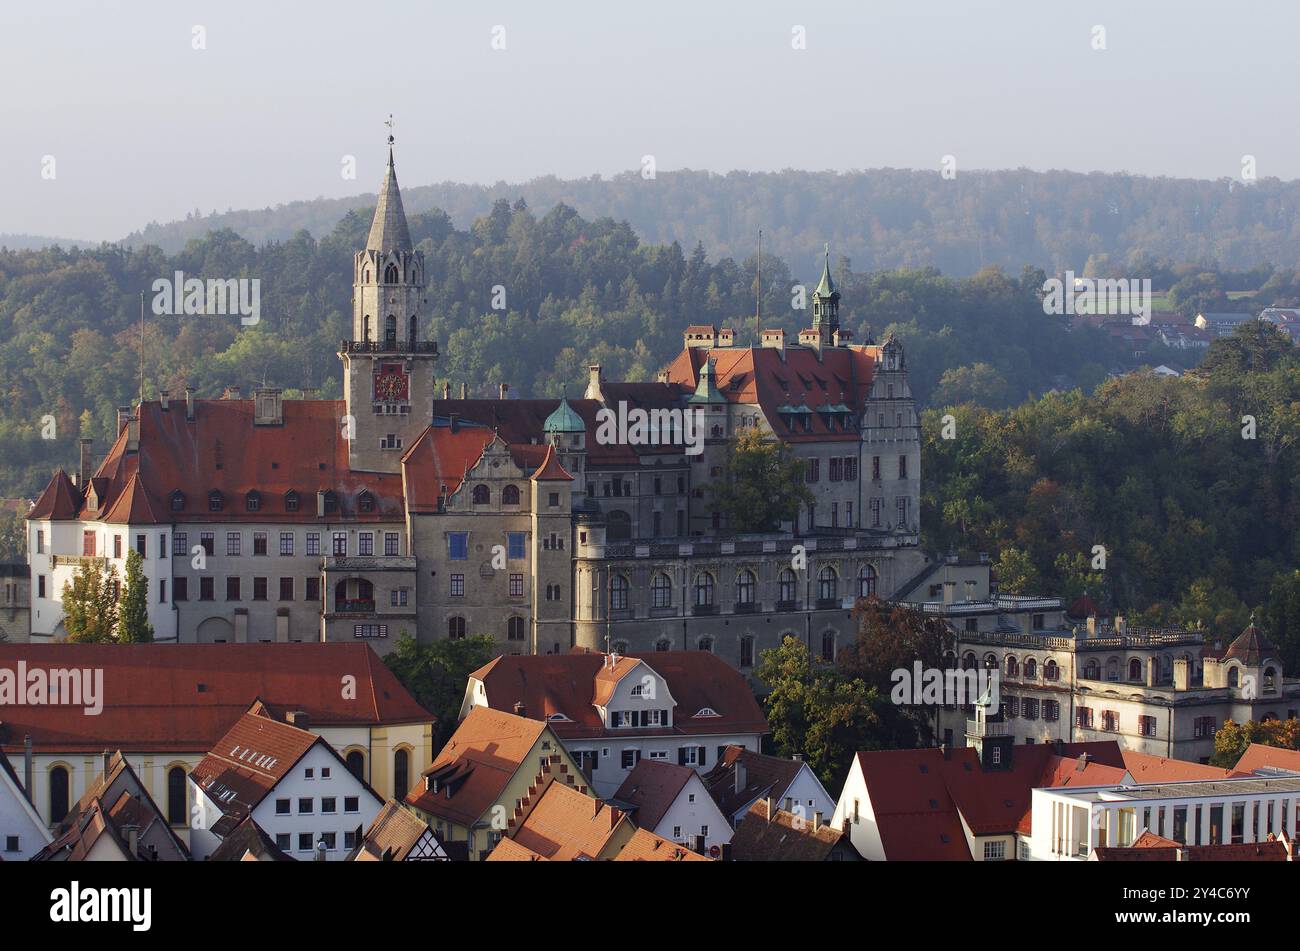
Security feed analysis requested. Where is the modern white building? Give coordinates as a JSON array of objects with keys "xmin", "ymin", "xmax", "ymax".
[{"xmin": 1028, "ymin": 774, "xmax": 1300, "ymax": 861}]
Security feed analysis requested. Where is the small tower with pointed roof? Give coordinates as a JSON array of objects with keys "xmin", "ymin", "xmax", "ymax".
[
  {"xmin": 341, "ymin": 128, "xmax": 439, "ymax": 473},
  {"xmin": 811, "ymin": 243, "xmax": 841, "ymax": 347},
  {"xmin": 543, "ymin": 391, "xmax": 587, "ymax": 504}
]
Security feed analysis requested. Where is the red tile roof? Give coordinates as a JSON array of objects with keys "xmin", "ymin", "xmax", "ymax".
[
  {"xmin": 405, "ymin": 706, "xmax": 549, "ymax": 827},
  {"xmin": 189, "ymin": 704, "xmax": 323, "ymax": 825},
  {"xmin": 662, "ymin": 344, "xmax": 879, "ymax": 442},
  {"xmin": 1094, "ymin": 835, "xmax": 1290, "ymax": 862},
  {"xmin": 507, "ymin": 777, "xmax": 631, "ymax": 861},
  {"xmin": 702, "ymin": 745, "xmax": 806, "ymax": 820},
  {"xmin": 530, "ymin": 443, "xmax": 573, "ymax": 482},
  {"xmin": 485, "ymin": 837, "xmax": 548, "ymax": 861},
  {"xmin": 1120, "ymin": 751, "xmax": 1236, "ymax": 783},
  {"xmin": 467, "ymin": 650, "xmax": 768, "ymax": 740},
  {"xmin": 350, "ymin": 799, "xmax": 442, "ymax": 861},
  {"xmin": 32, "ymin": 399, "xmax": 406, "ymax": 524},
  {"xmin": 729, "ymin": 799, "xmax": 853, "ymax": 861},
  {"xmin": 614, "ymin": 827, "xmax": 712, "ymax": 862},
  {"xmin": 612, "ymin": 759, "xmax": 696, "ymax": 830},
  {"xmin": 400, "ymin": 422, "xmax": 496, "ymax": 511},
  {"xmin": 0, "ymin": 643, "xmax": 432, "ymax": 754},
  {"xmin": 29, "ymin": 469, "xmax": 80, "ymax": 520},
  {"xmin": 1232, "ymin": 743, "xmax": 1300, "ymax": 776}
]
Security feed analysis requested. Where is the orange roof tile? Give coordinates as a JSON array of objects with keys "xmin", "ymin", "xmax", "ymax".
[
  {"xmin": 509, "ymin": 777, "xmax": 630, "ymax": 861},
  {"xmin": 614, "ymin": 827, "xmax": 712, "ymax": 862},
  {"xmin": 612, "ymin": 759, "xmax": 696, "ymax": 830},
  {"xmin": 1232, "ymin": 743, "xmax": 1300, "ymax": 776},
  {"xmin": 190, "ymin": 705, "xmax": 321, "ymax": 823}
]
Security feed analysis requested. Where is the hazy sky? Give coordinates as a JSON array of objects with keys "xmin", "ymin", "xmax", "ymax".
[{"xmin": 3, "ymin": 0, "xmax": 1295, "ymax": 240}]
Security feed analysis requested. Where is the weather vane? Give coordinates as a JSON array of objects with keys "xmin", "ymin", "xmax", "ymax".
[{"xmin": 385, "ymin": 113, "xmax": 394, "ymax": 147}]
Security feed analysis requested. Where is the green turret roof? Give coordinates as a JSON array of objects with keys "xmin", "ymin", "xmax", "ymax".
[
  {"xmin": 688, "ymin": 359, "xmax": 725, "ymax": 403},
  {"xmin": 814, "ymin": 243, "xmax": 838, "ymax": 299},
  {"xmin": 543, "ymin": 392, "xmax": 585, "ymax": 433}
]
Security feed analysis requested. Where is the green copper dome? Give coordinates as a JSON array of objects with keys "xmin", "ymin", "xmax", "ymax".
[{"xmin": 543, "ymin": 393, "xmax": 585, "ymax": 433}]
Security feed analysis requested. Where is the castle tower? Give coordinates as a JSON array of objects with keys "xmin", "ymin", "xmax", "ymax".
[
  {"xmin": 811, "ymin": 243, "xmax": 841, "ymax": 347},
  {"xmin": 860, "ymin": 332, "xmax": 920, "ymax": 536},
  {"xmin": 340, "ymin": 136, "xmax": 438, "ymax": 473}
]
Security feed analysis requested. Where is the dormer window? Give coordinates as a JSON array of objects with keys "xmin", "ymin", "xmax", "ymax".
[
  {"xmin": 208, "ymin": 491, "xmax": 224, "ymax": 512},
  {"xmin": 170, "ymin": 490, "xmax": 186, "ymax": 512},
  {"xmin": 692, "ymin": 707, "xmax": 720, "ymax": 718},
  {"xmin": 284, "ymin": 490, "xmax": 300, "ymax": 512},
  {"xmin": 245, "ymin": 491, "xmax": 261, "ymax": 512},
  {"xmin": 358, "ymin": 491, "xmax": 375, "ymax": 514}
]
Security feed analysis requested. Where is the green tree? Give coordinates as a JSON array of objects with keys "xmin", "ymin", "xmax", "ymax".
[
  {"xmin": 383, "ymin": 632, "xmax": 497, "ymax": 751},
  {"xmin": 994, "ymin": 546, "xmax": 1041, "ymax": 595},
  {"xmin": 1210, "ymin": 718, "xmax": 1300, "ymax": 769},
  {"xmin": 708, "ymin": 429, "xmax": 813, "ymax": 533},
  {"xmin": 61, "ymin": 560, "xmax": 119, "ymax": 643},
  {"xmin": 118, "ymin": 548, "xmax": 154, "ymax": 643},
  {"xmin": 0, "ymin": 509, "xmax": 24, "ymax": 561}
]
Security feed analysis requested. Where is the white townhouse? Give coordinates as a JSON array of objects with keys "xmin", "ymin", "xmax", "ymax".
[
  {"xmin": 0, "ymin": 750, "xmax": 52, "ymax": 860},
  {"xmin": 612, "ymin": 759, "xmax": 733, "ymax": 853}
]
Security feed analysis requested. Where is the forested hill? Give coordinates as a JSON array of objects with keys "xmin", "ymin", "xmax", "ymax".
[
  {"xmin": 121, "ymin": 168, "xmax": 1300, "ymax": 275},
  {"xmin": 0, "ymin": 198, "xmax": 1135, "ymax": 500}
]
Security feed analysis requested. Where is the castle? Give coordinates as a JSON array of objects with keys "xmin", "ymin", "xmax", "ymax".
[{"xmin": 26, "ymin": 141, "xmax": 932, "ymax": 671}]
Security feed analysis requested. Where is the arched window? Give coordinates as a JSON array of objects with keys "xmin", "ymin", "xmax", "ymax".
[
  {"xmin": 1106, "ymin": 657, "xmax": 1119, "ymax": 681},
  {"xmin": 1265, "ymin": 666, "xmax": 1277, "ymax": 691},
  {"xmin": 651, "ymin": 573, "xmax": 672, "ymax": 609},
  {"xmin": 471, "ymin": 484, "xmax": 490, "ymax": 505},
  {"xmin": 610, "ymin": 575, "xmax": 629, "ymax": 611},
  {"xmin": 697, "ymin": 636, "xmax": 714, "ymax": 653},
  {"xmin": 394, "ymin": 749, "xmax": 410, "ymax": 797},
  {"xmin": 363, "ymin": 315, "xmax": 371, "ymax": 341},
  {"xmin": 1228, "ymin": 666, "xmax": 1240, "ymax": 687},
  {"xmin": 1084, "ymin": 659, "xmax": 1100, "ymax": 680},
  {"xmin": 385, "ymin": 315, "xmax": 397, "ymax": 345},
  {"xmin": 778, "ymin": 569, "xmax": 797, "ymax": 604},
  {"xmin": 818, "ymin": 567, "xmax": 838, "ymax": 602},
  {"xmin": 858, "ymin": 565, "xmax": 877, "ymax": 598},
  {"xmin": 735, "ymin": 570, "xmax": 756, "ymax": 605},
  {"xmin": 961, "ymin": 652, "xmax": 977, "ymax": 671},
  {"xmin": 208, "ymin": 490, "xmax": 224, "ymax": 512},
  {"xmin": 507, "ymin": 616, "xmax": 525, "ymax": 641},
  {"xmin": 694, "ymin": 572, "xmax": 715, "ymax": 606},
  {"xmin": 345, "ymin": 751, "xmax": 366, "ymax": 781},
  {"xmin": 1024, "ymin": 658, "xmax": 1037, "ymax": 679},
  {"xmin": 821, "ymin": 631, "xmax": 836, "ymax": 662},
  {"xmin": 501, "ymin": 484, "xmax": 520, "ymax": 505},
  {"xmin": 448, "ymin": 616, "xmax": 466, "ymax": 639},
  {"xmin": 49, "ymin": 766, "xmax": 70, "ymax": 824},
  {"xmin": 740, "ymin": 635, "xmax": 755, "ymax": 667},
  {"xmin": 1128, "ymin": 659, "xmax": 1142, "ymax": 682},
  {"xmin": 1006, "ymin": 655, "xmax": 1020, "ymax": 678},
  {"xmin": 983, "ymin": 652, "xmax": 998, "ymax": 670},
  {"xmin": 1044, "ymin": 659, "xmax": 1059, "ymax": 682},
  {"xmin": 167, "ymin": 766, "xmax": 187, "ymax": 825},
  {"xmin": 383, "ymin": 263, "xmax": 399, "ymax": 284}
]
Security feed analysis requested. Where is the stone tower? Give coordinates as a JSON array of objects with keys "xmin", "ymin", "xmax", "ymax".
[
  {"xmin": 811, "ymin": 243, "xmax": 841, "ymax": 347},
  {"xmin": 340, "ymin": 142, "xmax": 438, "ymax": 473}
]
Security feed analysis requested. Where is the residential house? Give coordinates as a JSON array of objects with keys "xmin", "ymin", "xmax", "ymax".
[
  {"xmin": 405, "ymin": 706, "xmax": 586, "ymax": 861},
  {"xmin": 613, "ymin": 827, "xmax": 713, "ymax": 861},
  {"xmin": 207, "ymin": 816, "xmax": 295, "ymax": 861},
  {"xmin": 611, "ymin": 759, "xmax": 731, "ymax": 853},
  {"xmin": 729, "ymin": 798, "xmax": 860, "ymax": 861},
  {"xmin": 348, "ymin": 799, "xmax": 447, "ymax": 861},
  {"xmin": 188, "ymin": 701, "xmax": 385, "ymax": 861},
  {"xmin": 702, "ymin": 745, "xmax": 835, "ymax": 828},
  {"xmin": 32, "ymin": 750, "xmax": 188, "ymax": 861},
  {"xmin": 485, "ymin": 774, "xmax": 634, "ymax": 861},
  {"xmin": 459, "ymin": 649, "xmax": 767, "ymax": 797},
  {"xmin": 0, "ymin": 642, "xmax": 433, "ymax": 835},
  {"xmin": 1091, "ymin": 829, "xmax": 1294, "ymax": 862},
  {"xmin": 0, "ymin": 749, "xmax": 52, "ymax": 860}
]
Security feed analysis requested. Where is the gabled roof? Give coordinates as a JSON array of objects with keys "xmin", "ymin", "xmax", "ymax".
[
  {"xmin": 614, "ymin": 827, "xmax": 712, "ymax": 862},
  {"xmin": 485, "ymin": 837, "xmax": 548, "ymax": 861},
  {"xmin": 1120, "ymin": 750, "xmax": 1235, "ymax": 783},
  {"xmin": 405, "ymin": 706, "xmax": 550, "ymax": 827},
  {"xmin": 1094, "ymin": 834, "xmax": 1290, "ymax": 862},
  {"xmin": 350, "ymin": 800, "xmax": 445, "ymax": 861},
  {"xmin": 702, "ymin": 745, "xmax": 807, "ymax": 820},
  {"xmin": 1232, "ymin": 743, "xmax": 1300, "ymax": 776},
  {"xmin": 31, "ymin": 399, "xmax": 406, "ymax": 525},
  {"xmin": 207, "ymin": 815, "xmax": 295, "ymax": 862},
  {"xmin": 728, "ymin": 799, "xmax": 852, "ymax": 861},
  {"xmin": 189, "ymin": 704, "xmax": 322, "ymax": 827},
  {"xmin": 1222, "ymin": 618, "xmax": 1276, "ymax": 666},
  {"xmin": 102, "ymin": 472, "xmax": 163, "ymax": 524},
  {"xmin": 661, "ymin": 344, "xmax": 878, "ymax": 442},
  {"xmin": 28, "ymin": 468, "xmax": 80, "ymax": 520},
  {"xmin": 365, "ymin": 148, "xmax": 413, "ymax": 254},
  {"xmin": 531, "ymin": 443, "xmax": 573, "ymax": 482},
  {"xmin": 0, "ymin": 643, "xmax": 432, "ymax": 755},
  {"xmin": 507, "ymin": 776, "xmax": 630, "ymax": 861},
  {"xmin": 466, "ymin": 650, "xmax": 767, "ymax": 741},
  {"xmin": 612, "ymin": 759, "xmax": 696, "ymax": 830},
  {"xmin": 400, "ymin": 421, "xmax": 496, "ymax": 511}
]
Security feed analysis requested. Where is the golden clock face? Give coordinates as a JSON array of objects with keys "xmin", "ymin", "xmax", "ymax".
[{"xmin": 374, "ymin": 367, "xmax": 408, "ymax": 402}]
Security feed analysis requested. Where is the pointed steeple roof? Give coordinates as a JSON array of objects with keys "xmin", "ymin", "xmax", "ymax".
[
  {"xmin": 365, "ymin": 148, "xmax": 414, "ymax": 254},
  {"xmin": 103, "ymin": 472, "xmax": 164, "ymax": 525},
  {"xmin": 29, "ymin": 468, "xmax": 81, "ymax": 520},
  {"xmin": 688, "ymin": 358, "xmax": 725, "ymax": 403},
  {"xmin": 1223, "ymin": 615, "xmax": 1275, "ymax": 666},
  {"xmin": 531, "ymin": 443, "xmax": 574, "ymax": 482},
  {"xmin": 814, "ymin": 243, "xmax": 838, "ymax": 299}
]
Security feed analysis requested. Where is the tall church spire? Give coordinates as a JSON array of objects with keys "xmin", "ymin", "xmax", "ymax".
[
  {"xmin": 366, "ymin": 136, "xmax": 413, "ymax": 254},
  {"xmin": 812, "ymin": 242, "xmax": 841, "ymax": 340}
]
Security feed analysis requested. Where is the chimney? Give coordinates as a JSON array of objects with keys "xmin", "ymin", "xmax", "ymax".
[
  {"xmin": 441, "ymin": 382, "xmax": 451, "ymax": 400},
  {"xmin": 656, "ymin": 370, "xmax": 670, "ymax": 384},
  {"xmin": 302, "ymin": 387, "xmax": 319, "ymax": 400},
  {"xmin": 942, "ymin": 581, "xmax": 956, "ymax": 605},
  {"xmin": 760, "ymin": 328, "xmax": 786, "ymax": 357},
  {"xmin": 185, "ymin": 386, "xmax": 195, "ymax": 420},
  {"xmin": 766, "ymin": 796, "xmax": 777, "ymax": 820},
  {"xmin": 317, "ymin": 490, "xmax": 327, "ymax": 518},
  {"xmin": 460, "ymin": 382, "xmax": 468, "ymax": 399},
  {"xmin": 23, "ymin": 735, "xmax": 32, "ymax": 796},
  {"xmin": 1115, "ymin": 615, "xmax": 1127, "ymax": 636},
  {"xmin": 253, "ymin": 387, "xmax": 284, "ymax": 426},
  {"xmin": 1173, "ymin": 658, "xmax": 1190, "ymax": 691},
  {"xmin": 78, "ymin": 438, "xmax": 93, "ymax": 488},
  {"xmin": 117, "ymin": 406, "xmax": 139, "ymax": 451},
  {"xmin": 585, "ymin": 365, "xmax": 604, "ymax": 402},
  {"xmin": 498, "ymin": 383, "xmax": 509, "ymax": 400},
  {"xmin": 717, "ymin": 327, "xmax": 735, "ymax": 347},
  {"xmin": 513, "ymin": 701, "xmax": 526, "ymax": 719},
  {"xmin": 222, "ymin": 385, "xmax": 241, "ymax": 400},
  {"xmin": 791, "ymin": 753, "xmax": 803, "ymax": 762},
  {"xmin": 734, "ymin": 761, "xmax": 746, "ymax": 794},
  {"xmin": 288, "ymin": 710, "xmax": 309, "ymax": 731},
  {"xmin": 1086, "ymin": 616, "xmax": 1098, "ymax": 637},
  {"xmin": 159, "ymin": 390, "xmax": 170, "ymax": 411}
]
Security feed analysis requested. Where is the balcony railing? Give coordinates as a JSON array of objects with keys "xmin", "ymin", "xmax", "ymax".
[
  {"xmin": 333, "ymin": 598, "xmax": 375, "ymax": 614},
  {"xmin": 733, "ymin": 601, "xmax": 757, "ymax": 614},
  {"xmin": 340, "ymin": 339, "xmax": 439, "ymax": 355},
  {"xmin": 51, "ymin": 555, "xmax": 108, "ymax": 569}
]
